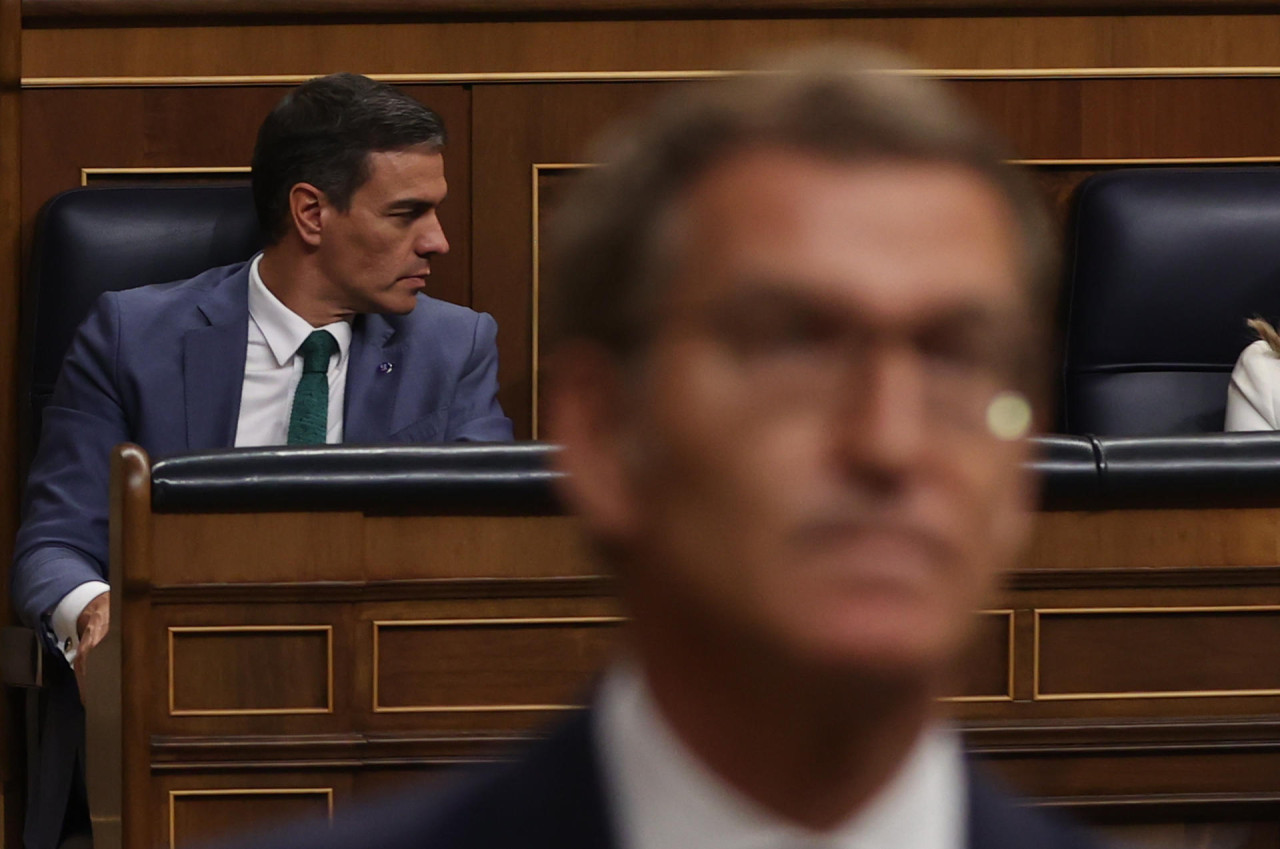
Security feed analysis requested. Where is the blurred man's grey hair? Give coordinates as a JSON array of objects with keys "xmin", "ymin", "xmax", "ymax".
[{"xmin": 546, "ymin": 46, "xmax": 1056, "ymax": 396}]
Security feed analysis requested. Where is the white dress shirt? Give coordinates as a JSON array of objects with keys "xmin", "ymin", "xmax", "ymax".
[
  {"xmin": 234, "ymin": 253, "xmax": 352, "ymax": 446},
  {"xmin": 1226, "ymin": 339, "xmax": 1280, "ymax": 431},
  {"xmin": 594, "ymin": 664, "xmax": 966, "ymax": 849},
  {"xmin": 50, "ymin": 253, "xmax": 352, "ymax": 661}
]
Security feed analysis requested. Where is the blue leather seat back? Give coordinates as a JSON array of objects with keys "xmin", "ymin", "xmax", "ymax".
[
  {"xmin": 23, "ymin": 185, "xmax": 261, "ymax": 454},
  {"xmin": 1063, "ymin": 167, "xmax": 1280, "ymax": 435}
]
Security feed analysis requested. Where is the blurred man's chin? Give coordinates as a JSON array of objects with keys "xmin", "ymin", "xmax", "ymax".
[{"xmin": 779, "ymin": 607, "xmax": 966, "ymax": 681}]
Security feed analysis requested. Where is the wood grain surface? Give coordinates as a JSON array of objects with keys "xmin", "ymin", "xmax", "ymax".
[{"xmin": 19, "ymin": 0, "xmax": 1280, "ymax": 22}]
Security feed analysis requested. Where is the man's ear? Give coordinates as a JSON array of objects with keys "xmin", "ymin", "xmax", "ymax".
[
  {"xmin": 288, "ymin": 182, "xmax": 326, "ymax": 247},
  {"xmin": 543, "ymin": 342, "xmax": 641, "ymax": 543}
]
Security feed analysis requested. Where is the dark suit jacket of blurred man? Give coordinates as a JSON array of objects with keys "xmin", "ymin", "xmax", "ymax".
[{"xmin": 235, "ymin": 709, "xmax": 1101, "ymax": 849}]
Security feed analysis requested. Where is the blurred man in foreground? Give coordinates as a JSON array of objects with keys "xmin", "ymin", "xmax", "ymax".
[{"xmin": 246, "ymin": 47, "xmax": 1098, "ymax": 848}]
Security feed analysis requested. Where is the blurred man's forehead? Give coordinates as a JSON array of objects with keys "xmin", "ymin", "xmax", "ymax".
[{"xmin": 662, "ymin": 147, "xmax": 1026, "ymax": 325}]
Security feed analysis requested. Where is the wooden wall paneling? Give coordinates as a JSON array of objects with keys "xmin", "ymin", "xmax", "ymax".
[
  {"xmin": 956, "ymin": 580, "xmax": 1280, "ymax": 724},
  {"xmin": 1093, "ymin": 814, "xmax": 1280, "ymax": 849},
  {"xmin": 156, "ymin": 772, "xmax": 351, "ymax": 849},
  {"xmin": 488, "ymin": 76, "xmax": 1280, "ymax": 434},
  {"xmin": 25, "ymin": 0, "xmax": 1280, "ymax": 20},
  {"xmin": 361, "ymin": 593, "xmax": 623, "ymax": 734},
  {"xmin": 0, "ymin": 0, "xmax": 19, "ymax": 837},
  {"xmin": 168, "ymin": 626, "xmax": 333, "ymax": 715},
  {"xmin": 987, "ymin": 748, "xmax": 1280, "ymax": 801},
  {"xmin": 945, "ymin": 611, "xmax": 1013, "ymax": 702},
  {"xmin": 21, "ymin": 86, "xmax": 285, "ymax": 254},
  {"xmin": 151, "ymin": 513, "xmax": 366, "ymax": 585},
  {"xmin": 29, "ymin": 16, "xmax": 1280, "ymax": 81},
  {"xmin": 1027, "ymin": 508, "xmax": 1280, "ymax": 571},
  {"xmin": 168, "ymin": 787, "xmax": 332, "ymax": 849},
  {"xmin": 471, "ymin": 81, "xmax": 678, "ymax": 437},
  {"xmin": 361, "ymin": 515, "xmax": 595, "ymax": 581},
  {"xmin": 103, "ymin": 442, "xmax": 1280, "ymax": 847},
  {"xmin": 372, "ymin": 616, "xmax": 621, "ymax": 715},
  {"xmin": 18, "ymin": 84, "xmax": 472, "ymax": 307},
  {"xmin": 148, "ymin": 601, "xmax": 354, "ymax": 738},
  {"xmin": 954, "ymin": 76, "xmax": 1280, "ymax": 161},
  {"xmin": 1035, "ymin": 607, "xmax": 1280, "ymax": 700}
]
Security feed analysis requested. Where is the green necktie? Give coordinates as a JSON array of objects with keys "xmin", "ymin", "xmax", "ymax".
[{"xmin": 287, "ymin": 330, "xmax": 338, "ymax": 445}]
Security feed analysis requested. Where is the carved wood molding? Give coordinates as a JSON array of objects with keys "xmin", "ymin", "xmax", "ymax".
[
  {"xmin": 20, "ymin": 0, "xmax": 1280, "ymax": 23},
  {"xmin": 145, "ymin": 714, "xmax": 1280, "ymax": 769},
  {"xmin": 149, "ymin": 575, "xmax": 617, "ymax": 604}
]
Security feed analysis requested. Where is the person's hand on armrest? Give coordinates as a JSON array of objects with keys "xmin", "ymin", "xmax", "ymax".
[
  {"xmin": 71, "ymin": 590, "xmax": 110, "ymax": 700},
  {"xmin": 48, "ymin": 580, "xmax": 109, "ymax": 701}
]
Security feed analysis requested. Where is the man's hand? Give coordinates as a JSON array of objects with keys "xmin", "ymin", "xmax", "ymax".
[{"xmin": 73, "ymin": 591, "xmax": 110, "ymax": 702}]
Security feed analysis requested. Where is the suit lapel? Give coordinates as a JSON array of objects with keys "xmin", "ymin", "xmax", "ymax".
[
  {"xmin": 183, "ymin": 268, "xmax": 250, "ymax": 450},
  {"xmin": 344, "ymin": 313, "xmax": 407, "ymax": 443},
  {"xmin": 499, "ymin": 710, "xmax": 616, "ymax": 849},
  {"xmin": 965, "ymin": 762, "xmax": 1092, "ymax": 849}
]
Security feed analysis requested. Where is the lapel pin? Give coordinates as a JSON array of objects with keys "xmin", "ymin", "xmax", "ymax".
[{"xmin": 378, "ymin": 362, "xmax": 394, "ymax": 375}]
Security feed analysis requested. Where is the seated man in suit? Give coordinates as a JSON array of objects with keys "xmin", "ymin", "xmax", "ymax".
[
  {"xmin": 239, "ymin": 48, "xmax": 1100, "ymax": 849},
  {"xmin": 12, "ymin": 72, "xmax": 512, "ymax": 849}
]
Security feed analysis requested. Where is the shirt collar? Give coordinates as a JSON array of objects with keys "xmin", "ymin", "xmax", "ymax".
[
  {"xmin": 594, "ymin": 663, "xmax": 966, "ymax": 849},
  {"xmin": 248, "ymin": 253, "xmax": 353, "ymax": 367}
]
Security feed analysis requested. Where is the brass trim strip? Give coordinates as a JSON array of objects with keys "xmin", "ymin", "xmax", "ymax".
[
  {"xmin": 24, "ymin": 71, "xmax": 734, "ymax": 88},
  {"xmin": 371, "ymin": 615, "xmax": 624, "ymax": 713},
  {"xmin": 30, "ymin": 67, "xmax": 1280, "ymax": 89},
  {"xmin": 942, "ymin": 609, "xmax": 1015, "ymax": 704},
  {"xmin": 1033, "ymin": 606, "xmax": 1280, "ymax": 702},
  {"xmin": 167, "ymin": 625, "xmax": 334, "ymax": 717},
  {"xmin": 1020, "ymin": 156, "xmax": 1280, "ymax": 166},
  {"xmin": 81, "ymin": 165, "xmax": 250, "ymax": 186},
  {"xmin": 168, "ymin": 788, "xmax": 334, "ymax": 849}
]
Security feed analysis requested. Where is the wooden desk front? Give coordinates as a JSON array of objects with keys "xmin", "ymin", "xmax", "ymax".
[{"xmin": 90, "ymin": 446, "xmax": 1280, "ymax": 849}]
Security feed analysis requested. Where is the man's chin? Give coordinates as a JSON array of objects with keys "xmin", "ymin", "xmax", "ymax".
[
  {"xmin": 781, "ymin": 608, "xmax": 965, "ymax": 682},
  {"xmin": 378, "ymin": 293, "xmax": 421, "ymax": 315}
]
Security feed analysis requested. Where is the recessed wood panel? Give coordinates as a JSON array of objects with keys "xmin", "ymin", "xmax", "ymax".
[
  {"xmin": 946, "ymin": 611, "xmax": 1013, "ymax": 701},
  {"xmin": 1036, "ymin": 607, "xmax": 1280, "ymax": 700},
  {"xmin": 373, "ymin": 616, "xmax": 621, "ymax": 712},
  {"xmin": 169, "ymin": 626, "xmax": 332, "ymax": 715},
  {"xmin": 1027, "ymin": 508, "xmax": 1280, "ymax": 572},
  {"xmin": 152, "ymin": 513, "xmax": 364, "ymax": 584},
  {"xmin": 169, "ymin": 788, "xmax": 331, "ymax": 849},
  {"xmin": 363, "ymin": 515, "xmax": 595, "ymax": 581}
]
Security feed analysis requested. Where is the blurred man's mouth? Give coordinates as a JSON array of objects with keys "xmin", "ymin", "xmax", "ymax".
[{"xmin": 790, "ymin": 518, "xmax": 956, "ymax": 590}]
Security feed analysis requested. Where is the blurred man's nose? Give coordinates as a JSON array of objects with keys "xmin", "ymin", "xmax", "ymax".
[{"xmin": 833, "ymin": 344, "xmax": 928, "ymax": 484}]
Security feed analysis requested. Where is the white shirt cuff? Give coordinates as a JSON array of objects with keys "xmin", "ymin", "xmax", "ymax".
[{"xmin": 49, "ymin": 581, "xmax": 110, "ymax": 664}]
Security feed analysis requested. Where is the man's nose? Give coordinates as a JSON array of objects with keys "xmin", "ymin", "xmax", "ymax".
[
  {"xmin": 833, "ymin": 344, "xmax": 928, "ymax": 482},
  {"xmin": 416, "ymin": 214, "xmax": 450, "ymax": 257}
]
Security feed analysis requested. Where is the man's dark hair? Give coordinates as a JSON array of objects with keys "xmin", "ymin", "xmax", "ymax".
[{"xmin": 251, "ymin": 72, "xmax": 447, "ymax": 244}]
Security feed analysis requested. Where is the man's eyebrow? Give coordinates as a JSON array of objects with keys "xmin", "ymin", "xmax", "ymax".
[
  {"xmin": 922, "ymin": 303, "xmax": 1011, "ymax": 327},
  {"xmin": 712, "ymin": 279, "xmax": 836, "ymax": 311},
  {"xmin": 712, "ymin": 280, "xmax": 1021, "ymax": 335},
  {"xmin": 383, "ymin": 196, "xmax": 444, "ymax": 212}
]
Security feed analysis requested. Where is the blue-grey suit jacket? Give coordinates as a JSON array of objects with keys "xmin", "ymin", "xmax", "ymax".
[{"xmin": 11, "ymin": 260, "xmax": 512, "ymax": 849}]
